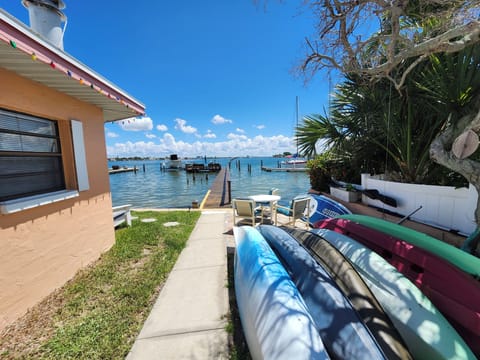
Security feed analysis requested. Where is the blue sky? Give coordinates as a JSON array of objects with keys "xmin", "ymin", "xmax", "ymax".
[{"xmin": 2, "ymin": 1, "xmax": 332, "ymax": 158}]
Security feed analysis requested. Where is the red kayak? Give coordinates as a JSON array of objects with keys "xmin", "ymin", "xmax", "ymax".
[{"xmin": 317, "ymin": 217, "xmax": 480, "ymax": 356}]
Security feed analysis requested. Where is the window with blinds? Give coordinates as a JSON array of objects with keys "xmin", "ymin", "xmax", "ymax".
[{"xmin": 0, "ymin": 109, "xmax": 65, "ymax": 201}]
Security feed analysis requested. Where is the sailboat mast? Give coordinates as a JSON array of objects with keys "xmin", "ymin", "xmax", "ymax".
[{"xmin": 295, "ymin": 95, "xmax": 299, "ymax": 157}]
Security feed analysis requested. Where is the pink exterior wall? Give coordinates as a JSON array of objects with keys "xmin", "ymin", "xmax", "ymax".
[{"xmin": 0, "ymin": 68, "xmax": 116, "ymax": 330}]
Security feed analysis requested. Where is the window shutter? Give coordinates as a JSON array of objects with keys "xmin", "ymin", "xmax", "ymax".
[{"xmin": 71, "ymin": 120, "xmax": 90, "ymax": 191}]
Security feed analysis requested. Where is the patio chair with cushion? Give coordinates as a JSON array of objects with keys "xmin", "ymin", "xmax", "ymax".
[
  {"xmin": 232, "ymin": 198, "xmax": 262, "ymax": 226},
  {"xmin": 275, "ymin": 196, "xmax": 310, "ymax": 228}
]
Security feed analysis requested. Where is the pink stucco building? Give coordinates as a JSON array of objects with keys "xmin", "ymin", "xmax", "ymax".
[{"xmin": 0, "ymin": 7, "xmax": 145, "ymax": 330}]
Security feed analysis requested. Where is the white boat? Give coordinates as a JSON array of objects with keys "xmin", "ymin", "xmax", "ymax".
[
  {"xmin": 165, "ymin": 154, "xmax": 182, "ymax": 169},
  {"xmin": 284, "ymin": 158, "xmax": 307, "ymax": 165},
  {"xmin": 281, "ymin": 157, "xmax": 308, "ymax": 170}
]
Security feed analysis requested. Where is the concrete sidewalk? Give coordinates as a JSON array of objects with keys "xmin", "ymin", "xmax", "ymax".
[
  {"xmin": 126, "ymin": 197, "xmax": 467, "ymax": 359},
  {"xmin": 127, "ymin": 210, "xmax": 232, "ymax": 360}
]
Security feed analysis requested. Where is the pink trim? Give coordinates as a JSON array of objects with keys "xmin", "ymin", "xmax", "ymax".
[{"xmin": 0, "ymin": 18, "xmax": 145, "ymax": 117}]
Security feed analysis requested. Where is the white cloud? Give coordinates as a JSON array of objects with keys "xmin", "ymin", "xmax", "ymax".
[
  {"xmin": 106, "ymin": 131, "xmax": 119, "ymax": 138},
  {"xmin": 174, "ymin": 118, "xmax": 197, "ymax": 134},
  {"xmin": 227, "ymin": 133, "xmax": 248, "ymax": 140},
  {"xmin": 107, "ymin": 140, "xmax": 164, "ymax": 156},
  {"xmin": 236, "ymin": 128, "xmax": 245, "ymax": 133},
  {"xmin": 146, "ymin": 133, "xmax": 157, "ymax": 139},
  {"xmin": 106, "ymin": 133, "xmax": 296, "ymax": 158},
  {"xmin": 211, "ymin": 114, "xmax": 233, "ymax": 125},
  {"xmin": 118, "ymin": 116, "xmax": 153, "ymax": 131},
  {"xmin": 255, "ymin": 124, "xmax": 265, "ymax": 130},
  {"xmin": 156, "ymin": 124, "xmax": 168, "ymax": 131},
  {"xmin": 204, "ymin": 130, "xmax": 217, "ymax": 139}
]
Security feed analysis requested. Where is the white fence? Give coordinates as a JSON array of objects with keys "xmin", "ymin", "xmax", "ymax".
[{"xmin": 360, "ymin": 174, "xmax": 478, "ymax": 236}]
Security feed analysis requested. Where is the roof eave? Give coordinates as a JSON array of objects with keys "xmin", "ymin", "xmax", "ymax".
[{"xmin": 0, "ymin": 8, "xmax": 146, "ymax": 122}]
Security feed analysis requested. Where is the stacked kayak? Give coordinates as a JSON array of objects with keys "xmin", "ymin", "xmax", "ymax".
[
  {"xmin": 233, "ymin": 222, "xmax": 478, "ymax": 359},
  {"xmin": 317, "ymin": 215, "xmax": 480, "ymax": 355},
  {"xmin": 233, "ymin": 226, "xmax": 328, "ymax": 359},
  {"xmin": 340, "ymin": 214, "xmax": 480, "ymax": 277},
  {"xmin": 258, "ymin": 225, "xmax": 391, "ymax": 360},
  {"xmin": 273, "ymin": 225, "xmax": 412, "ymax": 360},
  {"xmin": 307, "ymin": 228, "xmax": 476, "ymax": 360}
]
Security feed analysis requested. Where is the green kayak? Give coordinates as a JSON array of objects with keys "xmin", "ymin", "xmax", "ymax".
[{"xmin": 339, "ymin": 214, "xmax": 480, "ymax": 278}]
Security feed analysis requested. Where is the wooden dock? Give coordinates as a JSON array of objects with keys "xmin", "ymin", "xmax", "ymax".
[
  {"xmin": 109, "ymin": 167, "xmax": 137, "ymax": 174},
  {"xmin": 261, "ymin": 166, "xmax": 308, "ymax": 172},
  {"xmin": 201, "ymin": 168, "xmax": 231, "ymax": 208}
]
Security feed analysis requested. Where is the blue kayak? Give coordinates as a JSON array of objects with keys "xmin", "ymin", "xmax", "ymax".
[
  {"xmin": 258, "ymin": 225, "xmax": 387, "ymax": 360},
  {"xmin": 307, "ymin": 194, "xmax": 351, "ymax": 226},
  {"xmin": 233, "ymin": 226, "xmax": 329, "ymax": 360}
]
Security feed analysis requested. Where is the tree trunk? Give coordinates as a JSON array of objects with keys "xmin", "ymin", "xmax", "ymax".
[{"xmin": 430, "ymin": 108, "xmax": 480, "ymax": 226}]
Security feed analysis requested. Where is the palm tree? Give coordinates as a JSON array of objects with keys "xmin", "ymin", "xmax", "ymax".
[
  {"xmin": 297, "ymin": 71, "xmax": 436, "ymax": 184},
  {"xmin": 297, "ymin": 48, "xmax": 480, "ymax": 185}
]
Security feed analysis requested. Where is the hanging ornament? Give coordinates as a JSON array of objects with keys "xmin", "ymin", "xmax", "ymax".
[
  {"xmin": 90, "ymin": 84, "xmax": 94, "ymax": 89},
  {"xmin": 50, "ymin": 61, "xmax": 55, "ymax": 69},
  {"xmin": 67, "ymin": 70, "xmax": 72, "ymax": 77},
  {"xmin": 79, "ymin": 78, "xmax": 84, "ymax": 85},
  {"xmin": 9, "ymin": 40, "xmax": 16, "ymax": 48},
  {"xmin": 31, "ymin": 52, "xmax": 37, "ymax": 61},
  {"xmin": 452, "ymin": 130, "xmax": 479, "ymax": 159}
]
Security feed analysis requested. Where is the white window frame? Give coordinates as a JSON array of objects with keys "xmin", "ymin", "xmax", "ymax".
[{"xmin": 0, "ymin": 111, "xmax": 89, "ymax": 214}]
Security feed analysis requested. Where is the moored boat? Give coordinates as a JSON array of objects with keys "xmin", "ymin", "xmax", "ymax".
[
  {"xmin": 283, "ymin": 158, "xmax": 308, "ymax": 166},
  {"xmin": 184, "ymin": 162, "xmax": 221, "ymax": 173},
  {"xmin": 165, "ymin": 154, "xmax": 182, "ymax": 170}
]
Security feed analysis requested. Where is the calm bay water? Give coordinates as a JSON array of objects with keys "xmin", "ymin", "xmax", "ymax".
[{"xmin": 108, "ymin": 157, "xmax": 310, "ymax": 208}]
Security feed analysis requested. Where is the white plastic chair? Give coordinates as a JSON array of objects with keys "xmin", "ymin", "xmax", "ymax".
[
  {"xmin": 275, "ymin": 196, "xmax": 310, "ymax": 228},
  {"xmin": 233, "ymin": 198, "xmax": 261, "ymax": 226}
]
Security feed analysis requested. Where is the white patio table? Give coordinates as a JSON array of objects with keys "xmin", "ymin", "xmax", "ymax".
[{"xmin": 248, "ymin": 194, "xmax": 281, "ymax": 224}]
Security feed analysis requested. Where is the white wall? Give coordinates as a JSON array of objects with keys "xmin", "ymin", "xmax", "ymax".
[{"xmin": 360, "ymin": 174, "xmax": 478, "ymax": 236}]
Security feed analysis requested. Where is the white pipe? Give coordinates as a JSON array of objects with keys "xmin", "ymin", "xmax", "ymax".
[{"xmin": 22, "ymin": 0, "xmax": 67, "ymax": 49}]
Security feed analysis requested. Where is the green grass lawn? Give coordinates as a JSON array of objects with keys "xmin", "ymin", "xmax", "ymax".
[{"xmin": 0, "ymin": 210, "xmax": 201, "ymax": 359}]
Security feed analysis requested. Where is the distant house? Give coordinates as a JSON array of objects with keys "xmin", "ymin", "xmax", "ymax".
[{"xmin": 0, "ymin": 7, "xmax": 145, "ymax": 330}]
